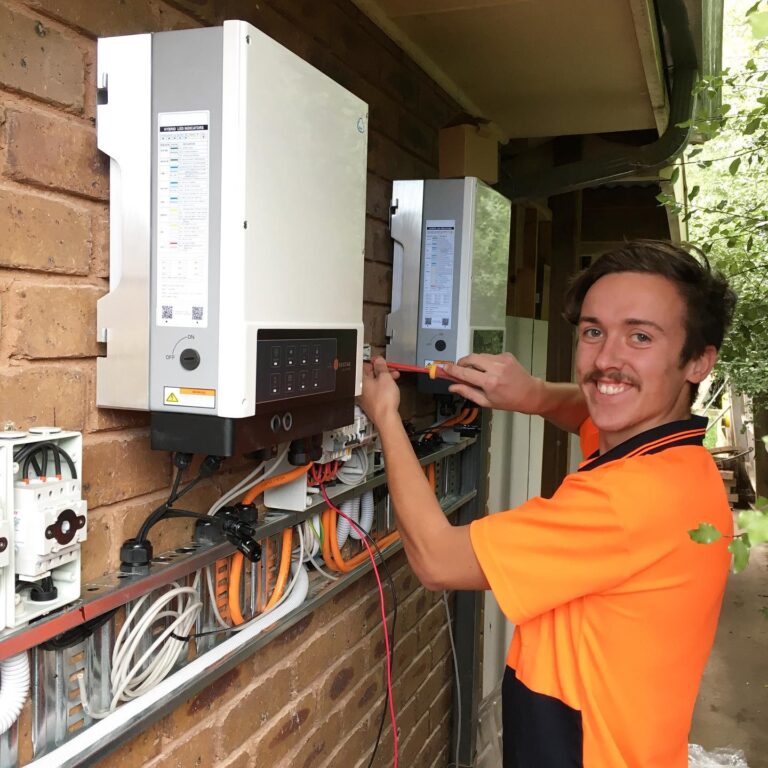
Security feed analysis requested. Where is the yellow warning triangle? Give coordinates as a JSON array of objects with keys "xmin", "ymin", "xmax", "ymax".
[{"xmin": 166, "ymin": 392, "xmax": 179, "ymax": 403}]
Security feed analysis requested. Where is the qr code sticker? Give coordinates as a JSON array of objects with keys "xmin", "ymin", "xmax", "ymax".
[
  {"xmin": 161, "ymin": 305, "xmax": 173, "ymax": 320},
  {"xmin": 191, "ymin": 306, "xmax": 204, "ymax": 321}
]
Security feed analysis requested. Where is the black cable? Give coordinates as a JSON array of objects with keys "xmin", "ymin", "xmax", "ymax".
[
  {"xmin": 136, "ymin": 463, "xmax": 185, "ymax": 543},
  {"xmin": 40, "ymin": 608, "xmax": 118, "ymax": 651},
  {"xmin": 17, "ymin": 442, "xmax": 77, "ymax": 480},
  {"xmin": 30, "ymin": 455, "xmax": 43, "ymax": 478},
  {"xmin": 136, "ymin": 455, "xmax": 223, "ymax": 543}
]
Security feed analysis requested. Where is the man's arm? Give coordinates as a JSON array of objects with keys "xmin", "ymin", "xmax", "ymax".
[
  {"xmin": 442, "ymin": 353, "xmax": 588, "ymax": 434},
  {"xmin": 358, "ymin": 359, "xmax": 490, "ymax": 592}
]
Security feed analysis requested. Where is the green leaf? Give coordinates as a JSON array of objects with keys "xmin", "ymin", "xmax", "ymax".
[
  {"xmin": 688, "ymin": 523, "xmax": 723, "ymax": 544},
  {"xmin": 747, "ymin": 2, "xmax": 761, "ymax": 17},
  {"xmin": 755, "ymin": 495, "xmax": 768, "ymax": 510},
  {"xmin": 687, "ymin": 147, "xmax": 703, "ymax": 159},
  {"xmin": 748, "ymin": 11, "xmax": 768, "ymax": 38},
  {"xmin": 745, "ymin": 117, "xmax": 761, "ymax": 135},
  {"xmin": 670, "ymin": 167, "xmax": 680, "ymax": 184},
  {"xmin": 728, "ymin": 537, "xmax": 751, "ymax": 573},
  {"xmin": 688, "ymin": 185, "xmax": 700, "ymax": 201},
  {"xmin": 729, "ymin": 158, "xmax": 742, "ymax": 175}
]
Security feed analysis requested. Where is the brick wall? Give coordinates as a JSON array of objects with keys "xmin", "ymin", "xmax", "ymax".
[{"xmin": 0, "ymin": 0, "xmax": 463, "ymax": 765}]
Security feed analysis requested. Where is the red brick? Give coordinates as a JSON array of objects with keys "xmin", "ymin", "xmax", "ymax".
[
  {"xmin": 92, "ymin": 718, "xmax": 167, "ymax": 768},
  {"xmin": 400, "ymin": 710, "xmax": 431, "ymax": 768},
  {"xmin": 6, "ymin": 282, "xmax": 104, "ymax": 358},
  {"xmin": 218, "ymin": 749, "xmax": 253, "ymax": 768},
  {"xmin": 292, "ymin": 611, "xmax": 362, "ymax": 692},
  {"xmin": 367, "ymin": 129, "xmax": 436, "ymax": 181},
  {"xmin": 90, "ymin": 202, "xmax": 109, "ymax": 278},
  {"xmin": 363, "ymin": 302, "xmax": 388, "ymax": 348},
  {"xmin": 163, "ymin": 0, "xmax": 227, "ymax": 26},
  {"xmin": 79, "ymin": 504, "xmax": 112, "ymax": 582},
  {"xmin": 218, "ymin": 663, "xmax": 295, "ymax": 753},
  {"xmin": 283, "ymin": 708, "xmax": 343, "ymax": 768},
  {"xmin": 365, "ymin": 216, "xmax": 393, "ymax": 265},
  {"xmin": 24, "ymin": 0, "xmax": 199, "ymax": 37},
  {"xmin": 399, "ymin": 645, "xmax": 432, "ymax": 704},
  {"xmin": 82, "ymin": 430, "xmax": 171, "ymax": 508},
  {"xmin": 366, "ymin": 173, "xmax": 391, "ymax": 223},
  {"xmin": 363, "ymin": 260, "xmax": 391, "ymax": 305},
  {"xmin": 417, "ymin": 600, "xmax": 450, "ymax": 649},
  {"xmin": 399, "ymin": 110, "xmax": 438, "ymax": 165},
  {"xmin": 242, "ymin": 689, "xmax": 317, "ymax": 764},
  {"xmin": 0, "ymin": 363, "xmax": 86, "ymax": 430},
  {"xmin": 0, "ymin": 3, "xmax": 86, "ymax": 110},
  {"xmin": 417, "ymin": 79, "xmax": 462, "ymax": 130},
  {"xmin": 145, "ymin": 722, "xmax": 218, "ymax": 768},
  {"xmin": 0, "ymin": 185, "xmax": 93, "ymax": 274},
  {"xmin": 4, "ymin": 107, "xmax": 108, "ymax": 200}
]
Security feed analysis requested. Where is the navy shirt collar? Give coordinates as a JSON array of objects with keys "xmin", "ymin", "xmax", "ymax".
[{"xmin": 579, "ymin": 415, "xmax": 708, "ymax": 472}]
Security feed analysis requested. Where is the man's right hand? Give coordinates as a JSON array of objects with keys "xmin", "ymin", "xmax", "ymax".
[{"xmin": 443, "ymin": 353, "xmax": 542, "ymax": 413}]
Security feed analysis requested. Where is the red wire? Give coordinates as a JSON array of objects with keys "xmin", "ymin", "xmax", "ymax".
[{"xmin": 318, "ymin": 482, "xmax": 399, "ymax": 768}]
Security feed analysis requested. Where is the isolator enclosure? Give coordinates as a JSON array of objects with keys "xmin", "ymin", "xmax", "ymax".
[
  {"xmin": 96, "ymin": 21, "xmax": 368, "ymax": 455},
  {"xmin": 386, "ymin": 178, "xmax": 511, "ymax": 392},
  {"xmin": 0, "ymin": 429, "xmax": 86, "ymax": 631}
]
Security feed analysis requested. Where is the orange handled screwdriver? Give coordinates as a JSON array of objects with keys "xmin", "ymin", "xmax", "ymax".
[{"xmin": 384, "ymin": 361, "xmax": 463, "ymax": 383}]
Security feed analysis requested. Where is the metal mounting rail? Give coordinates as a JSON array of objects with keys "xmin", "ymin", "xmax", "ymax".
[
  {"xmin": 24, "ymin": 488, "xmax": 477, "ymax": 768},
  {"xmin": 0, "ymin": 438, "xmax": 475, "ymax": 661}
]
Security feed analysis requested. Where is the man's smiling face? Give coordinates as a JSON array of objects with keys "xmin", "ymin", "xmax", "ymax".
[{"xmin": 575, "ymin": 272, "xmax": 715, "ymax": 453}]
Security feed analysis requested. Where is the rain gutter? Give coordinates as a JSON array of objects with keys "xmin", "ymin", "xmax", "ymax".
[{"xmin": 495, "ymin": 0, "xmax": 700, "ymax": 201}]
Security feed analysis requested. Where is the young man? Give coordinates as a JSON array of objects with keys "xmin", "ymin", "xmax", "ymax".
[{"xmin": 358, "ymin": 241, "xmax": 737, "ymax": 767}]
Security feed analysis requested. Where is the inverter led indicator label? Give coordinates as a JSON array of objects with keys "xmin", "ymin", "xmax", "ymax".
[
  {"xmin": 156, "ymin": 110, "xmax": 210, "ymax": 329},
  {"xmin": 422, "ymin": 220, "xmax": 455, "ymax": 331}
]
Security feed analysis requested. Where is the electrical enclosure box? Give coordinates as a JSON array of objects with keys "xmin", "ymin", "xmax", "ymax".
[
  {"xmin": 0, "ymin": 429, "xmax": 86, "ymax": 631},
  {"xmin": 96, "ymin": 21, "xmax": 368, "ymax": 455},
  {"xmin": 386, "ymin": 178, "xmax": 511, "ymax": 392}
]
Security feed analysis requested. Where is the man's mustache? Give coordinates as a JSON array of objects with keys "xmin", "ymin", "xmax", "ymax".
[{"xmin": 582, "ymin": 369, "xmax": 640, "ymax": 389}]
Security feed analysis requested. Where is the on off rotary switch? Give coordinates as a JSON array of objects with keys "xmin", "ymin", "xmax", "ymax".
[{"xmin": 180, "ymin": 348, "xmax": 201, "ymax": 371}]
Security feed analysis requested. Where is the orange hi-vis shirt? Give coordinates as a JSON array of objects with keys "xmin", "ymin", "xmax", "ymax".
[{"xmin": 470, "ymin": 415, "xmax": 732, "ymax": 768}]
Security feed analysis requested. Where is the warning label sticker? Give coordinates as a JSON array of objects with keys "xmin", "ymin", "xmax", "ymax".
[{"xmin": 163, "ymin": 387, "xmax": 216, "ymax": 409}]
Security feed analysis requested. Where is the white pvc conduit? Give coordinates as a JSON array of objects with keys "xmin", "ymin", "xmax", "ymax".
[
  {"xmin": 350, "ymin": 490, "xmax": 374, "ymax": 541},
  {"xmin": 336, "ymin": 497, "xmax": 360, "ymax": 549},
  {"xmin": 0, "ymin": 652, "xmax": 29, "ymax": 735}
]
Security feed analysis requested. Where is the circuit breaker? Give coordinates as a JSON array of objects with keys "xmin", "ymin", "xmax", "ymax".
[
  {"xmin": 0, "ymin": 429, "xmax": 86, "ymax": 630},
  {"xmin": 96, "ymin": 21, "xmax": 368, "ymax": 456},
  {"xmin": 386, "ymin": 178, "xmax": 511, "ymax": 392}
]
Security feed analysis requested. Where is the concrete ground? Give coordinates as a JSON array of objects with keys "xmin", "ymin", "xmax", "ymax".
[{"xmin": 690, "ymin": 543, "xmax": 768, "ymax": 767}]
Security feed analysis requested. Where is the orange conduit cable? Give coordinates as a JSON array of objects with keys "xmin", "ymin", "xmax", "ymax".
[
  {"xmin": 264, "ymin": 527, "xmax": 293, "ymax": 610},
  {"xmin": 241, "ymin": 463, "xmax": 312, "ymax": 505},
  {"xmin": 228, "ymin": 553, "xmax": 247, "ymax": 625},
  {"xmin": 328, "ymin": 506, "xmax": 400, "ymax": 573},
  {"xmin": 321, "ymin": 508, "xmax": 341, "ymax": 572},
  {"xmin": 227, "ymin": 463, "xmax": 312, "ymax": 625}
]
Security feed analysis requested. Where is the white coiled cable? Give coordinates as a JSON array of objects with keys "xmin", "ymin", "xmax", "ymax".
[
  {"xmin": 350, "ymin": 490, "xmax": 374, "ymax": 540},
  {"xmin": 0, "ymin": 653, "xmax": 30, "ymax": 735},
  {"xmin": 336, "ymin": 497, "xmax": 360, "ymax": 549},
  {"xmin": 79, "ymin": 581, "xmax": 202, "ymax": 718}
]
